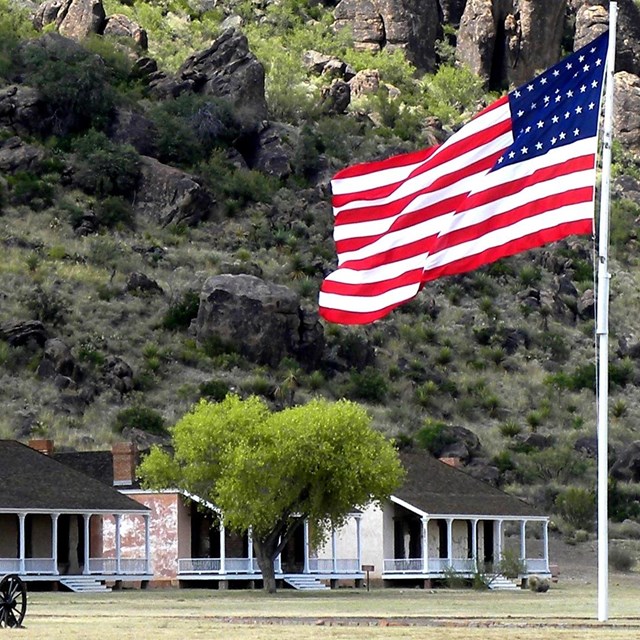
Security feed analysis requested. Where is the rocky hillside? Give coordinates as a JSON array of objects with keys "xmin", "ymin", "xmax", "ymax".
[{"xmin": 3, "ymin": 0, "xmax": 640, "ymax": 540}]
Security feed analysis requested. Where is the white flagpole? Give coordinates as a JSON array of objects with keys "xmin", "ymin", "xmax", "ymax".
[{"xmin": 596, "ymin": 0, "xmax": 617, "ymax": 623}]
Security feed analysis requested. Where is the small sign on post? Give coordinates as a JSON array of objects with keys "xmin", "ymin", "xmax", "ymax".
[{"xmin": 361, "ymin": 564, "xmax": 374, "ymax": 592}]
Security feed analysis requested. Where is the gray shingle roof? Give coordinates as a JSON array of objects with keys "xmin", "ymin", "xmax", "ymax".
[
  {"xmin": 0, "ymin": 441, "xmax": 148, "ymax": 513},
  {"xmin": 394, "ymin": 450, "xmax": 543, "ymax": 518}
]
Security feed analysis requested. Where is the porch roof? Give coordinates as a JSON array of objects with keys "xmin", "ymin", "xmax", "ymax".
[
  {"xmin": 394, "ymin": 450, "xmax": 542, "ymax": 518},
  {"xmin": 0, "ymin": 441, "xmax": 149, "ymax": 513}
]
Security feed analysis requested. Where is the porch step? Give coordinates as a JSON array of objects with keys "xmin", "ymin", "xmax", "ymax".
[
  {"xmin": 284, "ymin": 575, "xmax": 330, "ymax": 591},
  {"xmin": 59, "ymin": 576, "xmax": 111, "ymax": 593},
  {"xmin": 488, "ymin": 574, "xmax": 520, "ymax": 591}
]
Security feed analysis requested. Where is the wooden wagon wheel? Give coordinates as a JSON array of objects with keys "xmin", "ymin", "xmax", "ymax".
[{"xmin": 0, "ymin": 574, "xmax": 27, "ymax": 629}]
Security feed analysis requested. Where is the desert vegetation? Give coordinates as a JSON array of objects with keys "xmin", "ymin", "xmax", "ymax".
[{"xmin": 2, "ymin": 0, "xmax": 640, "ymax": 556}]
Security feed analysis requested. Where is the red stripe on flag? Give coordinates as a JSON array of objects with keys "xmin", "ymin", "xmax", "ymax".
[{"xmin": 422, "ymin": 220, "xmax": 594, "ymax": 283}]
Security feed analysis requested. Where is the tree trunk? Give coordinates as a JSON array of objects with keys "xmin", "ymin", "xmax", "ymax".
[{"xmin": 254, "ymin": 539, "xmax": 277, "ymax": 594}]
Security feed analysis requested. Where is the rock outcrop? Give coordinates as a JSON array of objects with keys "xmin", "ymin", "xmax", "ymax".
[
  {"xmin": 34, "ymin": 0, "xmax": 106, "ymax": 40},
  {"xmin": 134, "ymin": 156, "xmax": 214, "ymax": 227},
  {"xmin": 149, "ymin": 29, "xmax": 267, "ymax": 135},
  {"xmin": 614, "ymin": 71, "xmax": 640, "ymax": 155},
  {"xmin": 195, "ymin": 274, "xmax": 324, "ymax": 369},
  {"xmin": 333, "ymin": 0, "xmax": 441, "ymax": 72},
  {"xmin": 456, "ymin": 0, "xmax": 567, "ymax": 89},
  {"xmin": 33, "ymin": 0, "xmax": 147, "ymax": 47}
]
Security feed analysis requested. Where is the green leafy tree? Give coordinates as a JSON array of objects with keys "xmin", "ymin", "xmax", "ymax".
[{"xmin": 138, "ymin": 395, "xmax": 404, "ymax": 593}]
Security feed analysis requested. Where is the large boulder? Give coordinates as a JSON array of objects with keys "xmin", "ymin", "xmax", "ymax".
[
  {"xmin": 456, "ymin": 0, "xmax": 567, "ymax": 89},
  {"xmin": 333, "ymin": 0, "xmax": 441, "ymax": 71},
  {"xmin": 0, "ymin": 137, "xmax": 45, "ymax": 173},
  {"xmin": 134, "ymin": 156, "xmax": 214, "ymax": 227},
  {"xmin": 108, "ymin": 108, "xmax": 159, "ymax": 157},
  {"xmin": 36, "ymin": 338, "xmax": 83, "ymax": 387},
  {"xmin": 102, "ymin": 14, "xmax": 148, "ymax": 49},
  {"xmin": 0, "ymin": 320, "xmax": 48, "ymax": 348},
  {"xmin": 613, "ymin": 71, "xmax": 640, "ymax": 156},
  {"xmin": 611, "ymin": 441, "xmax": 640, "ymax": 482},
  {"xmin": 251, "ymin": 125, "xmax": 293, "ymax": 179},
  {"xmin": 195, "ymin": 274, "xmax": 324, "ymax": 369},
  {"xmin": 152, "ymin": 29, "xmax": 268, "ymax": 134},
  {"xmin": 0, "ymin": 85, "xmax": 42, "ymax": 137},
  {"xmin": 56, "ymin": 0, "xmax": 106, "ymax": 40},
  {"xmin": 575, "ymin": 0, "xmax": 640, "ymax": 77}
]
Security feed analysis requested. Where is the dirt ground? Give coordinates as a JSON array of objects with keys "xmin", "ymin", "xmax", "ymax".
[{"xmin": 549, "ymin": 533, "xmax": 599, "ymax": 583}]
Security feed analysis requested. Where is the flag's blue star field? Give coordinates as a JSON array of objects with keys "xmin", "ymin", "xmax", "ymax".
[{"xmin": 497, "ymin": 32, "xmax": 609, "ymax": 169}]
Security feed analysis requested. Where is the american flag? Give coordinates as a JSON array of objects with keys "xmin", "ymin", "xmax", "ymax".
[{"xmin": 319, "ymin": 32, "xmax": 610, "ymax": 325}]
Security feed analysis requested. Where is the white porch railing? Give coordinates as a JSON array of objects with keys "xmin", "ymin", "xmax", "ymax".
[
  {"xmin": 524, "ymin": 558, "xmax": 549, "ymax": 573},
  {"xmin": 88, "ymin": 558, "xmax": 148, "ymax": 575},
  {"xmin": 24, "ymin": 558, "xmax": 56, "ymax": 574},
  {"xmin": 308, "ymin": 558, "xmax": 360, "ymax": 573},
  {"xmin": 383, "ymin": 558, "xmax": 424, "ymax": 573},
  {"xmin": 225, "ymin": 558, "xmax": 258, "ymax": 574},
  {"xmin": 89, "ymin": 558, "xmax": 117, "ymax": 574},
  {"xmin": 383, "ymin": 557, "xmax": 546, "ymax": 575},
  {"xmin": 0, "ymin": 559, "xmax": 21, "ymax": 573},
  {"xmin": 179, "ymin": 558, "xmax": 222, "ymax": 574}
]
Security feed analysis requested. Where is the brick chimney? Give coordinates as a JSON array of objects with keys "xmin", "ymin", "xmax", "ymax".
[
  {"xmin": 29, "ymin": 438, "xmax": 54, "ymax": 455},
  {"xmin": 112, "ymin": 442, "xmax": 137, "ymax": 486},
  {"xmin": 439, "ymin": 456, "xmax": 462, "ymax": 468}
]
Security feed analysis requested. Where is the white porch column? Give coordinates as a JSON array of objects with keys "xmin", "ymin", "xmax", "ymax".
[
  {"xmin": 303, "ymin": 520, "xmax": 310, "ymax": 574},
  {"xmin": 421, "ymin": 517, "xmax": 429, "ymax": 573},
  {"xmin": 219, "ymin": 522, "xmax": 226, "ymax": 574},
  {"xmin": 331, "ymin": 529, "xmax": 337, "ymax": 573},
  {"xmin": 520, "ymin": 520, "xmax": 527, "ymax": 568},
  {"xmin": 543, "ymin": 520, "xmax": 550, "ymax": 572},
  {"xmin": 51, "ymin": 513, "xmax": 59, "ymax": 575},
  {"xmin": 18, "ymin": 514, "xmax": 26, "ymax": 574},
  {"xmin": 495, "ymin": 520, "xmax": 504, "ymax": 565},
  {"xmin": 446, "ymin": 518, "xmax": 453, "ymax": 564},
  {"xmin": 83, "ymin": 514, "xmax": 91, "ymax": 575},
  {"xmin": 248, "ymin": 527, "xmax": 254, "ymax": 573},
  {"xmin": 471, "ymin": 519, "xmax": 478, "ymax": 567},
  {"xmin": 355, "ymin": 515, "xmax": 362, "ymax": 572},
  {"xmin": 115, "ymin": 514, "xmax": 122, "ymax": 575},
  {"xmin": 144, "ymin": 513, "xmax": 152, "ymax": 575}
]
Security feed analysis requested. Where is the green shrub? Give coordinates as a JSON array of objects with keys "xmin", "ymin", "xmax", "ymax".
[
  {"xmin": 555, "ymin": 487, "xmax": 595, "ymax": 532},
  {"xmin": 94, "ymin": 196, "xmax": 135, "ymax": 229},
  {"xmin": 609, "ymin": 546, "xmax": 635, "ymax": 572},
  {"xmin": 72, "ymin": 130, "xmax": 140, "ymax": 197},
  {"xmin": 19, "ymin": 36, "xmax": 115, "ymax": 134},
  {"xmin": 162, "ymin": 290, "xmax": 200, "ymax": 331},
  {"xmin": 493, "ymin": 450, "xmax": 515, "ymax": 473},
  {"xmin": 22, "ymin": 284, "xmax": 67, "ymax": 326},
  {"xmin": 347, "ymin": 366, "xmax": 388, "ymax": 403},
  {"xmin": 415, "ymin": 420, "xmax": 453, "ymax": 455},
  {"xmin": 608, "ymin": 479, "xmax": 640, "ymax": 522},
  {"xmin": 499, "ymin": 420, "xmax": 522, "ymax": 438},
  {"xmin": 201, "ymin": 334, "xmax": 237, "ymax": 359},
  {"xmin": 7, "ymin": 171, "xmax": 54, "ymax": 209},
  {"xmin": 528, "ymin": 575, "xmax": 550, "ymax": 592},
  {"xmin": 497, "ymin": 549, "xmax": 525, "ymax": 579},
  {"xmin": 415, "ymin": 380, "xmax": 438, "ymax": 408},
  {"xmin": 519, "ymin": 265, "xmax": 542, "ymax": 287},
  {"xmin": 199, "ymin": 379, "xmax": 230, "ymax": 402},
  {"xmin": 0, "ymin": 0, "xmax": 36, "ymax": 78},
  {"xmin": 113, "ymin": 406, "xmax": 166, "ymax": 435},
  {"xmin": 421, "ymin": 64, "xmax": 486, "ymax": 127},
  {"xmin": 241, "ymin": 375, "xmax": 274, "ymax": 398}
]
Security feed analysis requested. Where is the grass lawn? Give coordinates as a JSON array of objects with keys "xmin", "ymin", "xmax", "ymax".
[{"xmin": 14, "ymin": 575, "xmax": 640, "ymax": 640}]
